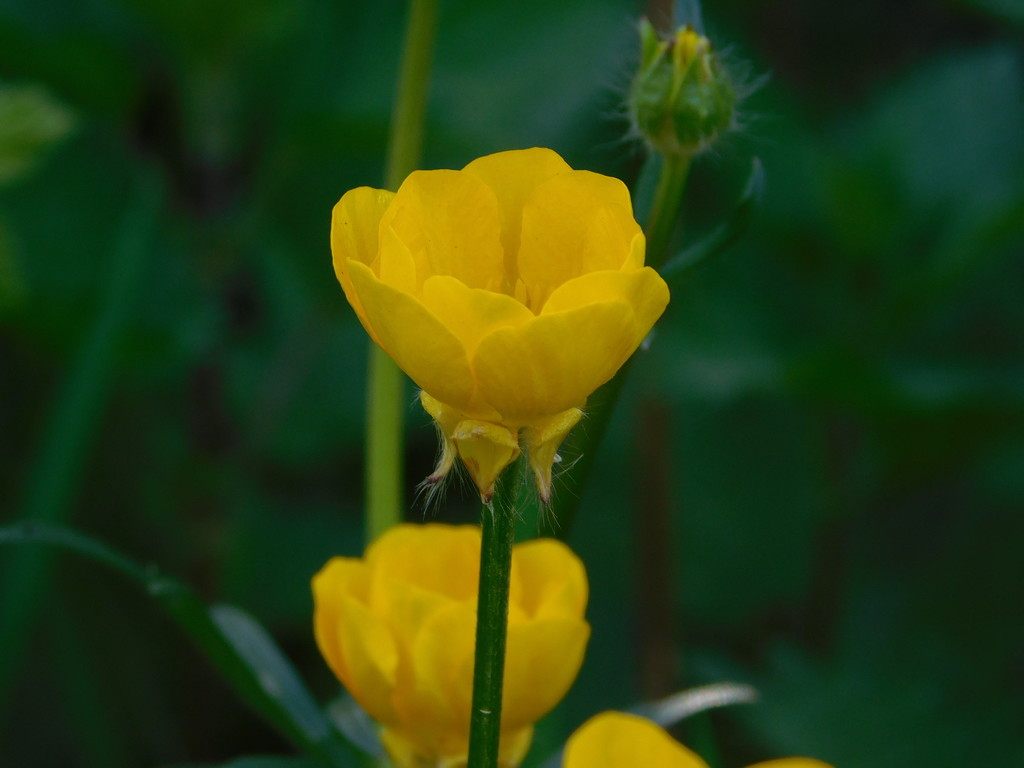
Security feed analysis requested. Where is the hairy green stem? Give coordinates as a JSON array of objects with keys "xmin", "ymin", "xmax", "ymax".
[
  {"xmin": 365, "ymin": 0, "xmax": 439, "ymax": 541},
  {"xmin": 467, "ymin": 479, "xmax": 517, "ymax": 768}
]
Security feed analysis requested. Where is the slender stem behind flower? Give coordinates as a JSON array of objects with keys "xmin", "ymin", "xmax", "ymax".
[
  {"xmin": 366, "ymin": 347, "xmax": 407, "ymax": 541},
  {"xmin": 644, "ymin": 153, "xmax": 691, "ymax": 270},
  {"xmin": 365, "ymin": 0, "xmax": 440, "ymax": 541},
  {"xmin": 467, "ymin": 476, "xmax": 517, "ymax": 768}
]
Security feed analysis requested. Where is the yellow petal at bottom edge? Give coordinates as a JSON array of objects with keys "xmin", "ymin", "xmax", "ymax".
[
  {"xmin": 381, "ymin": 723, "xmax": 534, "ymax": 768},
  {"xmin": 746, "ymin": 760, "xmax": 835, "ymax": 768},
  {"xmin": 563, "ymin": 712, "xmax": 708, "ymax": 768}
]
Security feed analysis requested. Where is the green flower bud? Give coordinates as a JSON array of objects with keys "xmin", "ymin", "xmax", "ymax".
[{"xmin": 628, "ymin": 18, "xmax": 737, "ymax": 158}]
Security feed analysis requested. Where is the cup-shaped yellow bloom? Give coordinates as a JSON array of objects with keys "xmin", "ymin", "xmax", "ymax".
[
  {"xmin": 312, "ymin": 524, "xmax": 590, "ymax": 768},
  {"xmin": 564, "ymin": 712, "xmax": 834, "ymax": 768},
  {"xmin": 331, "ymin": 148, "xmax": 670, "ymax": 501}
]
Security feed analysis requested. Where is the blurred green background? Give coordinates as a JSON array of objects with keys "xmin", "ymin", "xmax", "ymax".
[{"xmin": 1, "ymin": 0, "xmax": 1022, "ymax": 766}]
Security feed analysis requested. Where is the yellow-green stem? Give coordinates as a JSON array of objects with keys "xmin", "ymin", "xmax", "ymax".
[
  {"xmin": 644, "ymin": 153, "xmax": 691, "ymax": 269},
  {"xmin": 364, "ymin": 0, "xmax": 439, "ymax": 541},
  {"xmin": 365, "ymin": 346, "xmax": 406, "ymax": 542},
  {"xmin": 467, "ymin": 477, "xmax": 517, "ymax": 768}
]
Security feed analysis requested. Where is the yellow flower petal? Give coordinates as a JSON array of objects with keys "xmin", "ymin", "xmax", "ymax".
[
  {"xmin": 380, "ymin": 168, "xmax": 505, "ymax": 291},
  {"xmin": 365, "ymin": 523, "xmax": 481, "ymax": 604},
  {"xmin": 348, "ymin": 260, "xmax": 477, "ymax": 412},
  {"xmin": 376, "ymin": 223, "xmax": 419, "ymax": 295},
  {"xmin": 624, "ymin": 230, "xmax": 646, "ymax": 270},
  {"xmin": 312, "ymin": 524, "xmax": 590, "ymax": 768},
  {"xmin": 502, "ymin": 617, "xmax": 590, "ymax": 730},
  {"xmin": 452, "ymin": 418, "xmax": 522, "ymax": 502},
  {"xmin": 411, "ymin": 602, "xmax": 477, "ymax": 717},
  {"xmin": 311, "ymin": 558, "xmax": 368, "ymax": 684},
  {"xmin": 473, "ymin": 300, "xmax": 637, "ymax": 422},
  {"xmin": 391, "ymin": 601, "xmax": 476, "ymax": 759},
  {"xmin": 521, "ymin": 407, "xmax": 583, "ymax": 504},
  {"xmin": 564, "ymin": 712, "xmax": 709, "ymax": 768},
  {"xmin": 420, "ymin": 391, "xmax": 461, "ymax": 483},
  {"xmin": 378, "ymin": 729, "xmax": 425, "ymax": 768},
  {"xmin": 381, "ymin": 728, "xmax": 532, "ymax": 768},
  {"xmin": 517, "ymin": 171, "xmax": 640, "ymax": 310},
  {"xmin": 331, "ymin": 595, "xmax": 401, "ymax": 724},
  {"xmin": 462, "ymin": 147, "xmax": 572, "ymax": 284},
  {"xmin": 542, "ymin": 267, "xmax": 669, "ymax": 332},
  {"xmin": 330, "ymin": 186, "xmax": 396, "ymax": 337},
  {"xmin": 746, "ymin": 760, "xmax": 835, "ymax": 768},
  {"xmin": 421, "ymin": 274, "xmax": 535, "ymax": 357},
  {"xmin": 498, "ymin": 727, "xmax": 535, "ymax": 768},
  {"xmin": 511, "ymin": 538, "xmax": 588, "ymax": 619}
]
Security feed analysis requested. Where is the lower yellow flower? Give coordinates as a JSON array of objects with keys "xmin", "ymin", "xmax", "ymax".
[
  {"xmin": 563, "ymin": 712, "xmax": 834, "ymax": 768},
  {"xmin": 312, "ymin": 524, "xmax": 590, "ymax": 768}
]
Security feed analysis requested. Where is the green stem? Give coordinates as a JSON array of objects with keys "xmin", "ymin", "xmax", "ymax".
[
  {"xmin": 643, "ymin": 152, "xmax": 691, "ymax": 269},
  {"xmin": 385, "ymin": 0, "xmax": 439, "ymax": 192},
  {"xmin": 365, "ymin": 346, "xmax": 406, "ymax": 541},
  {"xmin": 364, "ymin": 0, "xmax": 439, "ymax": 542},
  {"xmin": 467, "ymin": 479, "xmax": 517, "ymax": 768}
]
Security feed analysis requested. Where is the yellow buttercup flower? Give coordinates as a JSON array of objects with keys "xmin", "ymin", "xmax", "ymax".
[
  {"xmin": 563, "ymin": 712, "xmax": 834, "ymax": 768},
  {"xmin": 331, "ymin": 148, "xmax": 669, "ymax": 501},
  {"xmin": 312, "ymin": 524, "xmax": 590, "ymax": 768}
]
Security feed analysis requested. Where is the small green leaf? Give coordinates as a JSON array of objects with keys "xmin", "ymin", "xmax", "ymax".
[{"xmin": 536, "ymin": 682, "xmax": 758, "ymax": 768}]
